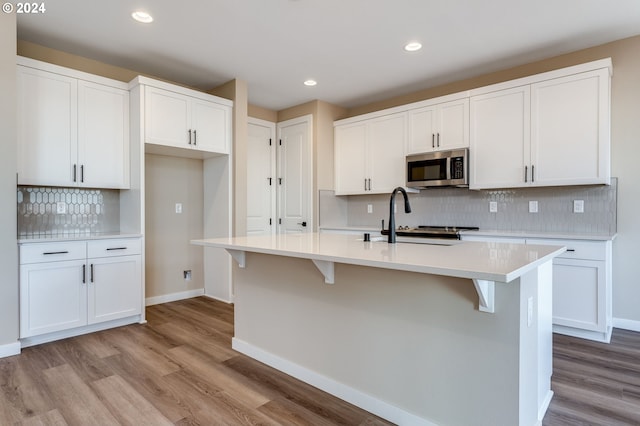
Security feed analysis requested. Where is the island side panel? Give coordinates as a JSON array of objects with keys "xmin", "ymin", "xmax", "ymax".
[{"xmin": 232, "ymin": 252, "xmax": 539, "ymax": 425}]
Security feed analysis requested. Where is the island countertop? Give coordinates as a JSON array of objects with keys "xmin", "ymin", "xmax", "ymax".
[{"xmin": 192, "ymin": 232, "xmax": 565, "ymax": 283}]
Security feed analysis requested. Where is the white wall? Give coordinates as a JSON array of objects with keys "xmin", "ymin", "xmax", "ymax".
[{"xmin": 0, "ymin": 12, "xmax": 19, "ymax": 351}]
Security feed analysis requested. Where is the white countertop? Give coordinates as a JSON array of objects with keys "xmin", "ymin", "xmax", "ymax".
[
  {"xmin": 192, "ymin": 232, "xmax": 565, "ymax": 283},
  {"xmin": 18, "ymin": 233, "xmax": 143, "ymax": 244}
]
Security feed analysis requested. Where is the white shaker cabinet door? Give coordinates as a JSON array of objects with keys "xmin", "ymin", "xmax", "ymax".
[
  {"xmin": 368, "ymin": 113, "xmax": 407, "ymax": 193},
  {"xmin": 552, "ymin": 258, "xmax": 606, "ymax": 332},
  {"xmin": 334, "ymin": 122, "xmax": 367, "ymax": 195},
  {"xmin": 470, "ymin": 85, "xmax": 530, "ymax": 189},
  {"xmin": 145, "ymin": 86, "xmax": 191, "ymax": 148},
  {"xmin": 87, "ymin": 255, "xmax": 142, "ymax": 325},
  {"xmin": 407, "ymin": 105, "xmax": 437, "ymax": 154},
  {"xmin": 78, "ymin": 81, "xmax": 130, "ymax": 188},
  {"xmin": 437, "ymin": 98, "xmax": 469, "ymax": 151},
  {"xmin": 531, "ymin": 69, "xmax": 610, "ymax": 186},
  {"xmin": 17, "ymin": 66, "xmax": 78, "ymax": 186},
  {"xmin": 20, "ymin": 260, "xmax": 87, "ymax": 338},
  {"xmin": 191, "ymin": 99, "xmax": 230, "ymax": 154}
]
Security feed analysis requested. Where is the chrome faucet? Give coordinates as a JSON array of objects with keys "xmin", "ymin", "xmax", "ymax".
[{"xmin": 388, "ymin": 187, "xmax": 411, "ymax": 243}]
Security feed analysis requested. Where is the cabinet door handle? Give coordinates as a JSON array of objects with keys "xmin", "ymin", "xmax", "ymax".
[
  {"xmin": 432, "ymin": 134, "xmax": 435, "ymax": 148},
  {"xmin": 43, "ymin": 251, "xmax": 69, "ymax": 255},
  {"xmin": 437, "ymin": 133, "xmax": 440, "ymax": 147},
  {"xmin": 193, "ymin": 130, "xmax": 197, "ymax": 145},
  {"xmin": 73, "ymin": 164, "xmax": 77, "ymax": 182},
  {"xmin": 531, "ymin": 165, "xmax": 535, "ymax": 183},
  {"xmin": 524, "ymin": 166, "xmax": 528, "ymax": 183},
  {"xmin": 106, "ymin": 247, "xmax": 127, "ymax": 251},
  {"xmin": 80, "ymin": 165, "xmax": 84, "ymax": 183},
  {"xmin": 368, "ymin": 178, "xmax": 371, "ymax": 191},
  {"xmin": 188, "ymin": 129, "xmax": 192, "ymax": 145},
  {"xmin": 90, "ymin": 264, "xmax": 94, "ymax": 283},
  {"xmin": 82, "ymin": 264, "xmax": 86, "ymax": 284}
]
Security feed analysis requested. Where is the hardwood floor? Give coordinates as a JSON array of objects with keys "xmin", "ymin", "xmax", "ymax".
[
  {"xmin": 543, "ymin": 330, "xmax": 640, "ymax": 425},
  {"xmin": 2, "ymin": 297, "xmax": 640, "ymax": 425},
  {"xmin": 0, "ymin": 297, "xmax": 392, "ymax": 425}
]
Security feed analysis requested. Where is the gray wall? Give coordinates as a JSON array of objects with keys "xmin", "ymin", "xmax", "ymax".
[
  {"xmin": 145, "ymin": 154, "xmax": 204, "ymax": 299},
  {"xmin": 0, "ymin": 13, "xmax": 18, "ymax": 348}
]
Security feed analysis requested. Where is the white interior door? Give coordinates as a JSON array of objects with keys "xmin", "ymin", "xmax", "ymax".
[
  {"xmin": 247, "ymin": 118, "xmax": 276, "ymax": 235},
  {"xmin": 277, "ymin": 115, "xmax": 312, "ymax": 234}
]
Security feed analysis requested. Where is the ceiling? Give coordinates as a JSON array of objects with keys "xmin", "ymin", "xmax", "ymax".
[{"xmin": 16, "ymin": 0, "xmax": 640, "ymax": 111}]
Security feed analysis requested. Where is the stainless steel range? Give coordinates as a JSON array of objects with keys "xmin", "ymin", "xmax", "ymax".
[{"xmin": 381, "ymin": 225, "xmax": 479, "ymax": 240}]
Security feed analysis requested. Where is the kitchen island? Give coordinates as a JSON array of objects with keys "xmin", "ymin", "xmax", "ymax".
[{"xmin": 192, "ymin": 233, "xmax": 565, "ymax": 426}]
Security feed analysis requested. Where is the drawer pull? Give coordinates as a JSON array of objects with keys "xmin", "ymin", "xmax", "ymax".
[
  {"xmin": 106, "ymin": 247, "xmax": 127, "ymax": 251},
  {"xmin": 43, "ymin": 251, "xmax": 69, "ymax": 255},
  {"xmin": 566, "ymin": 249, "xmax": 576, "ymax": 252}
]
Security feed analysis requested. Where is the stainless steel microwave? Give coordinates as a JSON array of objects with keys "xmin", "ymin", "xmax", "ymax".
[{"xmin": 406, "ymin": 148, "xmax": 469, "ymax": 188}]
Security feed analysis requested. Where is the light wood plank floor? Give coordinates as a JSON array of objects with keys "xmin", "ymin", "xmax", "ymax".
[
  {"xmin": 2, "ymin": 297, "xmax": 640, "ymax": 425},
  {"xmin": 0, "ymin": 297, "xmax": 393, "ymax": 425}
]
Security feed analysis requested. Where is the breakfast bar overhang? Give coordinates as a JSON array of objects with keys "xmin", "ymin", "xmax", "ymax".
[{"xmin": 192, "ymin": 233, "xmax": 566, "ymax": 426}]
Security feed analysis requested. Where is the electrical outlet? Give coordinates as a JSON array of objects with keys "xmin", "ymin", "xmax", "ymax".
[
  {"xmin": 489, "ymin": 201, "xmax": 498, "ymax": 213},
  {"xmin": 56, "ymin": 202, "xmax": 67, "ymax": 214},
  {"xmin": 529, "ymin": 201, "xmax": 538, "ymax": 213},
  {"xmin": 573, "ymin": 200, "xmax": 584, "ymax": 213},
  {"xmin": 183, "ymin": 270, "xmax": 192, "ymax": 281},
  {"xmin": 367, "ymin": 204, "xmax": 373, "ymax": 214},
  {"xmin": 175, "ymin": 203, "xmax": 183, "ymax": 214}
]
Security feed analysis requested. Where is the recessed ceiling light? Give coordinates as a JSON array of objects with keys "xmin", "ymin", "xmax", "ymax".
[
  {"xmin": 132, "ymin": 11, "xmax": 153, "ymax": 23},
  {"xmin": 303, "ymin": 79, "xmax": 317, "ymax": 87},
  {"xmin": 404, "ymin": 42, "xmax": 422, "ymax": 52}
]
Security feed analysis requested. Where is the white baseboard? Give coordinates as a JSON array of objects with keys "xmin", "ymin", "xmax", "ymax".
[
  {"xmin": 232, "ymin": 338, "xmax": 435, "ymax": 426},
  {"xmin": 145, "ymin": 288, "xmax": 205, "ymax": 306},
  {"xmin": 202, "ymin": 293, "xmax": 233, "ymax": 304},
  {"xmin": 613, "ymin": 318, "xmax": 640, "ymax": 333},
  {"xmin": 537, "ymin": 390, "xmax": 554, "ymax": 425},
  {"xmin": 0, "ymin": 341, "xmax": 21, "ymax": 359}
]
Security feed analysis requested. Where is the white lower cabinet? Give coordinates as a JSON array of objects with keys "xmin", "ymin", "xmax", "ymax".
[
  {"xmin": 529, "ymin": 238, "xmax": 612, "ymax": 343},
  {"xmin": 19, "ymin": 238, "xmax": 142, "ymax": 342},
  {"xmin": 461, "ymin": 234, "xmax": 613, "ymax": 342}
]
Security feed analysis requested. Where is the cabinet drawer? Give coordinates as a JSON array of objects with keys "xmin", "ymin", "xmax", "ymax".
[
  {"xmin": 20, "ymin": 242, "xmax": 86, "ymax": 264},
  {"xmin": 88, "ymin": 238, "xmax": 142, "ymax": 258},
  {"xmin": 527, "ymin": 238, "xmax": 607, "ymax": 261}
]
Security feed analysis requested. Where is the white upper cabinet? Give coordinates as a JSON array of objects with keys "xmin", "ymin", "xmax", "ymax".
[
  {"xmin": 335, "ymin": 112, "xmax": 406, "ymax": 195},
  {"xmin": 78, "ymin": 81, "xmax": 130, "ymax": 188},
  {"xmin": 144, "ymin": 86, "xmax": 190, "ymax": 149},
  {"xmin": 470, "ymin": 59, "xmax": 611, "ymax": 189},
  {"xmin": 407, "ymin": 98, "xmax": 469, "ymax": 154},
  {"xmin": 17, "ymin": 66, "xmax": 78, "ymax": 187},
  {"xmin": 470, "ymin": 85, "xmax": 531, "ymax": 189},
  {"xmin": 139, "ymin": 78, "xmax": 232, "ymax": 157},
  {"xmin": 17, "ymin": 58, "xmax": 130, "ymax": 189},
  {"xmin": 530, "ymin": 69, "xmax": 610, "ymax": 186}
]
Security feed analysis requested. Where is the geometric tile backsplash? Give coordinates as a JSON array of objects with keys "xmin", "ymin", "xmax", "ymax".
[
  {"xmin": 322, "ymin": 178, "xmax": 618, "ymax": 236},
  {"xmin": 17, "ymin": 186, "xmax": 120, "ymax": 238}
]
